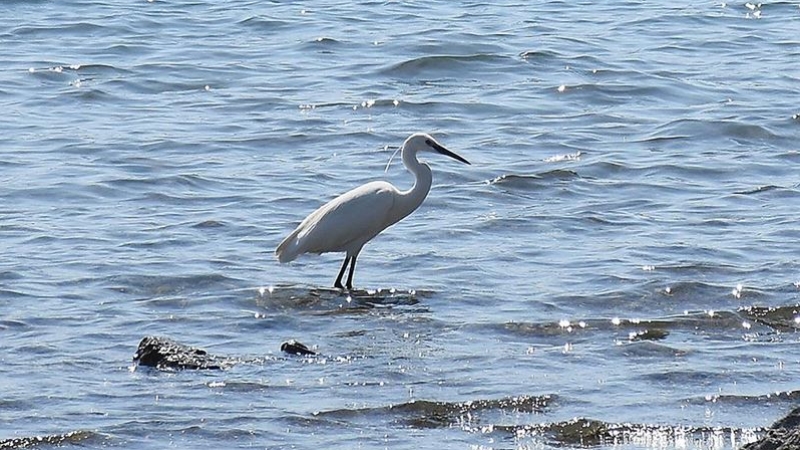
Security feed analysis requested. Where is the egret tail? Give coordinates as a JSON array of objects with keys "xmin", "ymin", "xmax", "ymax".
[{"xmin": 275, "ymin": 229, "xmax": 303, "ymax": 263}]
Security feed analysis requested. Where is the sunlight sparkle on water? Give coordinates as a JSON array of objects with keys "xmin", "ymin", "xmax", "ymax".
[
  {"xmin": 558, "ymin": 319, "xmax": 583, "ymax": 333},
  {"xmin": 744, "ymin": 3, "xmax": 762, "ymax": 19},
  {"xmin": 544, "ymin": 151, "xmax": 581, "ymax": 163},
  {"xmin": 258, "ymin": 285, "xmax": 274, "ymax": 296}
]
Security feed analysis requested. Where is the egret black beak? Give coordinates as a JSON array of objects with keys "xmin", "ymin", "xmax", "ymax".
[{"xmin": 426, "ymin": 138, "xmax": 471, "ymax": 165}]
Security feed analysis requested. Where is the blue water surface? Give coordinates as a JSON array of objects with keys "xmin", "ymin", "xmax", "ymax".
[{"xmin": 2, "ymin": 1, "xmax": 800, "ymax": 448}]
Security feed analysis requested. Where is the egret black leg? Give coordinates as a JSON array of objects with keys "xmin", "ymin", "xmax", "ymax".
[
  {"xmin": 334, "ymin": 256, "xmax": 350, "ymax": 289},
  {"xmin": 345, "ymin": 256, "xmax": 357, "ymax": 290}
]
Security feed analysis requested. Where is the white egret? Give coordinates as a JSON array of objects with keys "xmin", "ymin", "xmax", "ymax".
[{"xmin": 275, "ymin": 133, "xmax": 470, "ymax": 290}]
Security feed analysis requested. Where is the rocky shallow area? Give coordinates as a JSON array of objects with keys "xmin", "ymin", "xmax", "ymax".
[{"xmin": 2, "ymin": 336, "xmax": 797, "ymax": 449}]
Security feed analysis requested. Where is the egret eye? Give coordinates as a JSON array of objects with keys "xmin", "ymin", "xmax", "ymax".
[{"xmin": 426, "ymin": 138, "xmax": 444, "ymax": 152}]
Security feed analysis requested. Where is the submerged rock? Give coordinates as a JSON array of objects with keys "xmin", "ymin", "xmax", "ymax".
[
  {"xmin": 741, "ymin": 407, "xmax": 800, "ymax": 450},
  {"xmin": 740, "ymin": 305, "xmax": 800, "ymax": 332},
  {"xmin": 546, "ymin": 417, "xmax": 611, "ymax": 446},
  {"xmin": 132, "ymin": 336, "xmax": 317, "ymax": 371},
  {"xmin": 628, "ymin": 328, "xmax": 669, "ymax": 341},
  {"xmin": 0, "ymin": 430, "xmax": 95, "ymax": 448}
]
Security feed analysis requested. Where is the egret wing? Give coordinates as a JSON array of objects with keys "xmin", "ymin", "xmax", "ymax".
[{"xmin": 276, "ymin": 181, "xmax": 397, "ymax": 261}]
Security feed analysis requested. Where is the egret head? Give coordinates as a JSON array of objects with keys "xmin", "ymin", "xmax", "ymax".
[{"xmin": 402, "ymin": 133, "xmax": 471, "ymax": 165}]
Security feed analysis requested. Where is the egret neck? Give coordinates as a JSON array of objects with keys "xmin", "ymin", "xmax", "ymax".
[{"xmin": 389, "ymin": 146, "xmax": 433, "ymax": 225}]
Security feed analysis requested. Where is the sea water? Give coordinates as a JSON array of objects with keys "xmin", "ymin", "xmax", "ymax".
[{"xmin": 1, "ymin": 1, "xmax": 799, "ymax": 448}]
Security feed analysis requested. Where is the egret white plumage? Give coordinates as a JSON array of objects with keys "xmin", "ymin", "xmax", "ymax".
[{"xmin": 275, "ymin": 133, "xmax": 470, "ymax": 290}]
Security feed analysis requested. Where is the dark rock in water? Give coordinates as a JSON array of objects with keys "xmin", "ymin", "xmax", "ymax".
[
  {"xmin": 546, "ymin": 417, "xmax": 611, "ymax": 447},
  {"xmin": 628, "ymin": 328, "xmax": 669, "ymax": 341},
  {"xmin": 771, "ymin": 409, "xmax": 800, "ymax": 430},
  {"xmin": 133, "ymin": 336, "xmax": 317, "ymax": 371},
  {"xmin": 0, "ymin": 430, "xmax": 95, "ymax": 448},
  {"xmin": 281, "ymin": 339, "xmax": 315, "ymax": 356},
  {"xmin": 133, "ymin": 336, "xmax": 232, "ymax": 371},
  {"xmin": 742, "ymin": 407, "xmax": 800, "ymax": 450}
]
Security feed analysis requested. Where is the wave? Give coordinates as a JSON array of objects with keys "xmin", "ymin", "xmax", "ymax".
[
  {"xmin": 493, "ymin": 306, "xmax": 770, "ymax": 342},
  {"xmin": 11, "ymin": 22, "xmax": 110, "ymax": 37},
  {"xmin": 650, "ymin": 118, "xmax": 781, "ymax": 143},
  {"xmin": 733, "ymin": 185, "xmax": 800, "ymax": 197},
  {"xmin": 381, "ymin": 53, "xmax": 511, "ymax": 77},
  {"xmin": 237, "ymin": 15, "xmax": 292, "ymax": 31},
  {"xmin": 487, "ymin": 170, "xmax": 580, "ymax": 188},
  {"xmin": 105, "ymin": 273, "xmax": 242, "ymax": 298}
]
